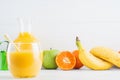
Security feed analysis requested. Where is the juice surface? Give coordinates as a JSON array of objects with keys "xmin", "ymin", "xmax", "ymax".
[{"xmin": 8, "ymin": 51, "xmax": 41, "ymax": 78}]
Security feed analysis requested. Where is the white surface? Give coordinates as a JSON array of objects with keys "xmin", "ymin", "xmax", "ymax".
[{"xmin": 0, "ymin": 67, "xmax": 120, "ymax": 80}]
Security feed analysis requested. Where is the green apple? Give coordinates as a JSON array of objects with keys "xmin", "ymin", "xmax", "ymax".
[{"xmin": 42, "ymin": 48, "xmax": 59, "ymax": 69}]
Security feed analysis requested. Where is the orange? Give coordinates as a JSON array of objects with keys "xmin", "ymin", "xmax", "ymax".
[
  {"xmin": 72, "ymin": 50, "xmax": 83, "ymax": 69},
  {"xmin": 56, "ymin": 51, "xmax": 76, "ymax": 70}
]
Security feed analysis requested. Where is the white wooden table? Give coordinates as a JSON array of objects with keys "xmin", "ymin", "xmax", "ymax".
[{"xmin": 0, "ymin": 67, "xmax": 120, "ymax": 80}]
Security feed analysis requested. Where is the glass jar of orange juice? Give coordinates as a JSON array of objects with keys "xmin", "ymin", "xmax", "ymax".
[
  {"xmin": 7, "ymin": 42, "xmax": 42, "ymax": 78},
  {"xmin": 7, "ymin": 18, "xmax": 42, "ymax": 78}
]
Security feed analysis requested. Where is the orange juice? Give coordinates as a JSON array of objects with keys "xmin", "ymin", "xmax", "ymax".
[
  {"xmin": 14, "ymin": 32, "xmax": 38, "ymax": 43},
  {"xmin": 7, "ymin": 32, "xmax": 42, "ymax": 78},
  {"xmin": 8, "ymin": 51, "xmax": 41, "ymax": 78},
  {"xmin": 14, "ymin": 32, "xmax": 39, "ymax": 51}
]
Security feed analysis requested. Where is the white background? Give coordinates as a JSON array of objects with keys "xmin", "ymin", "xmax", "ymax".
[
  {"xmin": 1, "ymin": 0, "xmax": 120, "ymax": 80},
  {"xmin": 0, "ymin": 0, "xmax": 120, "ymax": 51}
]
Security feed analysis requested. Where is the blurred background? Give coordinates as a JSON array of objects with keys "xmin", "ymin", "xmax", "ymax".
[{"xmin": 0, "ymin": 0, "xmax": 120, "ymax": 51}]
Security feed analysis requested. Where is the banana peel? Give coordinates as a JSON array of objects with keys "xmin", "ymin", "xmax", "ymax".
[
  {"xmin": 76, "ymin": 37, "xmax": 113, "ymax": 70},
  {"xmin": 90, "ymin": 46, "xmax": 120, "ymax": 68}
]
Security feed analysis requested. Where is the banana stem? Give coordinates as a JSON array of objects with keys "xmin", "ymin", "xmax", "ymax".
[{"xmin": 76, "ymin": 36, "xmax": 84, "ymax": 50}]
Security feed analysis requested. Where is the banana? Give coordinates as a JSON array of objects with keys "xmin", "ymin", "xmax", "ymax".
[
  {"xmin": 90, "ymin": 46, "xmax": 120, "ymax": 68},
  {"xmin": 76, "ymin": 37, "xmax": 113, "ymax": 70}
]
